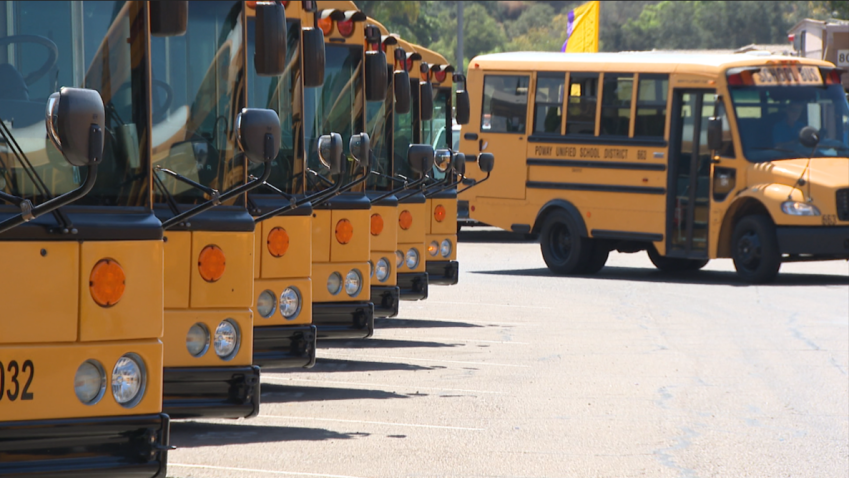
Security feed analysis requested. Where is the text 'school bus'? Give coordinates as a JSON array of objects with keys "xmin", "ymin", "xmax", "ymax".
[
  {"xmin": 459, "ymin": 52, "xmax": 849, "ymax": 283},
  {"xmin": 245, "ymin": 0, "xmax": 327, "ymax": 368},
  {"xmin": 0, "ymin": 2, "xmax": 171, "ymax": 475},
  {"xmin": 149, "ymin": 1, "xmax": 284, "ymax": 419}
]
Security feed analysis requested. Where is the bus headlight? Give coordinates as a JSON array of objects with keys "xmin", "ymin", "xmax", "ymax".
[
  {"xmin": 428, "ymin": 241, "xmax": 439, "ymax": 256},
  {"xmin": 280, "ymin": 287, "xmax": 301, "ymax": 319},
  {"xmin": 111, "ymin": 354, "xmax": 145, "ymax": 407},
  {"xmin": 406, "ymin": 248, "xmax": 419, "ymax": 269},
  {"xmin": 440, "ymin": 239, "xmax": 452, "ymax": 258},
  {"xmin": 375, "ymin": 258, "xmax": 390, "ymax": 282},
  {"xmin": 256, "ymin": 290, "xmax": 277, "ymax": 318},
  {"xmin": 327, "ymin": 272, "xmax": 343, "ymax": 295},
  {"xmin": 345, "ymin": 269, "xmax": 363, "ymax": 297},
  {"xmin": 186, "ymin": 323, "xmax": 210, "ymax": 357},
  {"xmin": 781, "ymin": 201, "xmax": 821, "ymax": 216},
  {"xmin": 214, "ymin": 319, "xmax": 240, "ymax": 360},
  {"xmin": 369, "ymin": 260, "xmax": 375, "ymax": 278},
  {"xmin": 395, "ymin": 250, "xmax": 404, "ymax": 268},
  {"xmin": 74, "ymin": 360, "xmax": 106, "ymax": 405}
]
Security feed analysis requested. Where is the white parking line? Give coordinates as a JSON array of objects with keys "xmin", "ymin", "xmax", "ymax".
[
  {"xmin": 375, "ymin": 334, "xmax": 530, "ymax": 345},
  {"xmin": 170, "ymin": 463, "xmax": 366, "ymax": 478},
  {"xmin": 428, "ymin": 300, "xmax": 553, "ymax": 309},
  {"xmin": 261, "ymin": 376, "xmax": 505, "ymax": 395},
  {"xmin": 257, "ymin": 414, "xmax": 484, "ymax": 431},
  {"xmin": 317, "ymin": 351, "xmax": 532, "ymax": 368}
]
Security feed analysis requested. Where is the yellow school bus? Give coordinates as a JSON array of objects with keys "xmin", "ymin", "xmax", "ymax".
[
  {"xmin": 460, "ymin": 52, "xmax": 849, "ymax": 283},
  {"xmin": 149, "ymin": 1, "xmax": 285, "ymax": 418},
  {"xmin": 0, "ymin": 1, "xmax": 169, "ymax": 474}
]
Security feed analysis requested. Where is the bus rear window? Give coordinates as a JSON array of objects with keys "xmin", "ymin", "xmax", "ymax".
[
  {"xmin": 634, "ymin": 74, "xmax": 668, "ymax": 139},
  {"xmin": 481, "ymin": 75, "xmax": 530, "ymax": 133},
  {"xmin": 566, "ymin": 73, "xmax": 598, "ymax": 135}
]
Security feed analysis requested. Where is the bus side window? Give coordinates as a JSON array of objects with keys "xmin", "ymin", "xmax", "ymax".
[
  {"xmin": 634, "ymin": 74, "xmax": 668, "ymax": 139},
  {"xmin": 533, "ymin": 74, "xmax": 565, "ymax": 135},
  {"xmin": 566, "ymin": 73, "xmax": 598, "ymax": 135},
  {"xmin": 600, "ymin": 73, "xmax": 633, "ymax": 137},
  {"xmin": 481, "ymin": 75, "xmax": 530, "ymax": 134}
]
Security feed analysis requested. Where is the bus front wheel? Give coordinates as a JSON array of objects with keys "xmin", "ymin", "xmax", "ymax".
[
  {"xmin": 732, "ymin": 215, "xmax": 781, "ymax": 284},
  {"xmin": 540, "ymin": 210, "xmax": 590, "ymax": 274},
  {"xmin": 647, "ymin": 245, "xmax": 708, "ymax": 272}
]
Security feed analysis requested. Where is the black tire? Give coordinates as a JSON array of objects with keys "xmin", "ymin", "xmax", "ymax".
[
  {"xmin": 540, "ymin": 209, "xmax": 590, "ymax": 274},
  {"xmin": 731, "ymin": 215, "xmax": 781, "ymax": 284},
  {"xmin": 581, "ymin": 241, "xmax": 609, "ymax": 274},
  {"xmin": 647, "ymin": 245, "xmax": 709, "ymax": 271}
]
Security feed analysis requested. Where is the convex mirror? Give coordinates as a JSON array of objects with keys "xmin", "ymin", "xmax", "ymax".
[
  {"xmin": 46, "ymin": 87, "xmax": 105, "ymax": 167},
  {"xmin": 236, "ymin": 108, "xmax": 280, "ymax": 164}
]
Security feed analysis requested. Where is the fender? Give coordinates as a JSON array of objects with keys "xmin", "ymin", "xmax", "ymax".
[{"xmin": 532, "ymin": 199, "xmax": 587, "ymax": 237}]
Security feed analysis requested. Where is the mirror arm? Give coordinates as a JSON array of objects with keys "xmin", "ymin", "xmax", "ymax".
[
  {"xmin": 307, "ymin": 168, "xmax": 336, "ymax": 187},
  {"xmin": 395, "ymin": 176, "xmax": 430, "ymax": 202},
  {"xmin": 304, "ymin": 176, "xmax": 344, "ymax": 209},
  {"xmin": 153, "ymin": 172, "xmax": 181, "ymax": 217},
  {"xmin": 423, "ymin": 171, "xmax": 455, "ymax": 197},
  {"xmin": 425, "ymin": 175, "xmax": 463, "ymax": 198},
  {"xmin": 162, "ymin": 161, "xmax": 273, "ymax": 229},
  {"xmin": 154, "ymin": 166, "xmax": 218, "ymax": 197},
  {"xmin": 254, "ymin": 174, "xmax": 343, "ymax": 222},
  {"xmin": 0, "ymin": 163, "xmax": 98, "ymax": 235},
  {"xmin": 456, "ymin": 171, "xmax": 491, "ymax": 194},
  {"xmin": 370, "ymin": 175, "xmax": 429, "ymax": 204}
]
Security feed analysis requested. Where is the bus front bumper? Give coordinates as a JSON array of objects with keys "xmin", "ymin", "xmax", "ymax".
[
  {"xmin": 313, "ymin": 301, "xmax": 374, "ymax": 340},
  {"xmin": 371, "ymin": 285, "xmax": 400, "ymax": 318},
  {"xmin": 426, "ymin": 260, "xmax": 459, "ymax": 285},
  {"xmin": 0, "ymin": 413, "xmax": 169, "ymax": 477},
  {"xmin": 398, "ymin": 272, "xmax": 429, "ymax": 300},
  {"xmin": 163, "ymin": 365, "xmax": 260, "ymax": 420},
  {"xmin": 777, "ymin": 226, "xmax": 849, "ymax": 259},
  {"xmin": 253, "ymin": 324, "xmax": 317, "ymax": 369}
]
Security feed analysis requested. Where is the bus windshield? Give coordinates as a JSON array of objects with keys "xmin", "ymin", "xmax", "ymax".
[
  {"xmin": 0, "ymin": 0, "xmax": 149, "ymax": 208},
  {"xmin": 149, "ymin": 1, "xmax": 245, "ymax": 205},
  {"xmin": 247, "ymin": 18, "xmax": 302, "ymax": 195},
  {"xmin": 393, "ymin": 101, "xmax": 413, "ymax": 179},
  {"xmin": 366, "ymin": 82, "xmax": 392, "ymax": 191},
  {"xmin": 304, "ymin": 43, "xmax": 363, "ymax": 190},
  {"xmin": 730, "ymin": 84, "xmax": 849, "ymax": 162}
]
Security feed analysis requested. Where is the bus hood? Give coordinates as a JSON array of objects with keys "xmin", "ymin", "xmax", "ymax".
[{"xmin": 749, "ymin": 158, "xmax": 849, "ymax": 191}]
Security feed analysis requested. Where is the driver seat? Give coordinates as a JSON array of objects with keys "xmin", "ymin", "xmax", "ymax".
[{"xmin": 0, "ymin": 64, "xmax": 29, "ymax": 101}]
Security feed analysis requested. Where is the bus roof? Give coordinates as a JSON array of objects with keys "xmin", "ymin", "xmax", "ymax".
[{"xmin": 469, "ymin": 51, "xmax": 834, "ymax": 74}]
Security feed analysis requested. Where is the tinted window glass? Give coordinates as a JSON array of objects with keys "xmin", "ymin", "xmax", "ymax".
[
  {"xmin": 534, "ymin": 74, "xmax": 564, "ymax": 134},
  {"xmin": 366, "ymin": 64, "xmax": 393, "ymax": 190},
  {"xmin": 634, "ymin": 74, "xmax": 668, "ymax": 138},
  {"xmin": 481, "ymin": 75, "xmax": 529, "ymax": 134},
  {"xmin": 566, "ymin": 73, "xmax": 598, "ymax": 135},
  {"xmin": 600, "ymin": 73, "xmax": 632, "ymax": 136}
]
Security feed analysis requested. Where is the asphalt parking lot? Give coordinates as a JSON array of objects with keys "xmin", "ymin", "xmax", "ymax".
[{"xmin": 168, "ymin": 228, "xmax": 849, "ymax": 478}]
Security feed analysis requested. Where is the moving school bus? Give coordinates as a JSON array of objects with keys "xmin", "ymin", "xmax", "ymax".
[
  {"xmin": 460, "ymin": 52, "xmax": 849, "ymax": 283},
  {"xmin": 0, "ymin": 2, "xmax": 170, "ymax": 474},
  {"xmin": 149, "ymin": 1, "xmax": 284, "ymax": 418}
]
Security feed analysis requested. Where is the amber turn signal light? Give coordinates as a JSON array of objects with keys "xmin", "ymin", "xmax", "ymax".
[
  {"xmin": 370, "ymin": 214, "xmax": 384, "ymax": 236},
  {"xmin": 198, "ymin": 245, "xmax": 226, "ymax": 282},
  {"xmin": 90, "ymin": 259, "xmax": 125, "ymax": 307},
  {"xmin": 399, "ymin": 210, "xmax": 413, "ymax": 230},
  {"xmin": 434, "ymin": 205, "xmax": 446, "ymax": 222},
  {"xmin": 267, "ymin": 227, "xmax": 290, "ymax": 257},
  {"xmin": 336, "ymin": 219, "xmax": 353, "ymax": 244},
  {"xmin": 317, "ymin": 17, "xmax": 333, "ymax": 35}
]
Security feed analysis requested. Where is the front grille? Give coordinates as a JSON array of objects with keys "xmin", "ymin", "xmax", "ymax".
[{"xmin": 837, "ymin": 188, "xmax": 849, "ymax": 221}]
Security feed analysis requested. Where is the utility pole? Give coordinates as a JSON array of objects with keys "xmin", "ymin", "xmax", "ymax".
[{"xmin": 457, "ymin": 1, "xmax": 464, "ymax": 74}]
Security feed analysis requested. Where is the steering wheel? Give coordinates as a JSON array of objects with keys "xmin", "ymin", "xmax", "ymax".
[
  {"xmin": 113, "ymin": 78, "xmax": 174, "ymax": 124},
  {"xmin": 0, "ymin": 35, "xmax": 58, "ymax": 85}
]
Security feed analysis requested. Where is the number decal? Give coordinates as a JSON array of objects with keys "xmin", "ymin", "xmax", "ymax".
[
  {"xmin": 7, "ymin": 361, "xmax": 19, "ymax": 401},
  {"xmin": 0, "ymin": 361, "xmax": 4, "ymax": 400},
  {"xmin": 21, "ymin": 360, "xmax": 34, "ymax": 400},
  {"xmin": 823, "ymin": 214, "xmax": 838, "ymax": 226}
]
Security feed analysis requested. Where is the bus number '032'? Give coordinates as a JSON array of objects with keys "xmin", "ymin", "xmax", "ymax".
[{"xmin": 0, "ymin": 360, "xmax": 35, "ymax": 401}]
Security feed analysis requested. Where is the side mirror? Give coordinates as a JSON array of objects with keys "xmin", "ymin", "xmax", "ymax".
[
  {"xmin": 434, "ymin": 149, "xmax": 451, "ymax": 173},
  {"xmin": 365, "ymin": 50, "xmax": 388, "ymax": 102},
  {"xmin": 407, "ymin": 144, "xmax": 434, "ymax": 178},
  {"xmin": 706, "ymin": 117, "xmax": 722, "ymax": 152},
  {"xmin": 236, "ymin": 108, "xmax": 280, "ymax": 164},
  {"xmin": 478, "ymin": 152, "xmax": 494, "ymax": 173},
  {"xmin": 455, "ymin": 90, "xmax": 470, "ymax": 125},
  {"xmin": 394, "ymin": 70, "xmax": 411, "ymax": 114},
  {"xmin": 302, "ymin": 27, "xmax": 325, "ymax": 87},
  {"xmin": 420, "ymin": 81, "xmax": 434, "ymax": 121},
  {"xmin": 150, "ymin": 1, "xmax": 187, "ymax": 37},
  {"xmin": 453, "ymin": 152, "xmax": 466, "ymax": 177},
  {"xmin": 349, "ymin": 132, "xmax": 370, "ymax": 169},
  {"xmin": 254, "ymin": 2, "xmax": 287, "ymax": 76},
  {"xmin": 45, "ymin": 87, "xmax": 105, "ymax": 167},
  {"xmin": 799, "ymin": 125, "xmax": 820, "ymax": 149},
  {"xmin": 318, "ymin": 132, "xmax": 343, "ymax": 175}
]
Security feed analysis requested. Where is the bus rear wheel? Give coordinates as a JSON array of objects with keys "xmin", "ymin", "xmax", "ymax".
[
  {"xmin": 732, "ymin": 215, "xmax": 781, "ymax": 284},
  {"xmin": 647, "ymin": 245, "xmax": 709, "ymax": 272},
  {"xmin": 540, "ymin": 210, "xmax": 589, "ymax": 274},
  {"xmin": 581, "ymin": 242, "xmax": 609, "ymax": 275}
]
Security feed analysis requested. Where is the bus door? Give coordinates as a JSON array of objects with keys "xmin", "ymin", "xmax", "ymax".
[
  {"xmin": 472, "ymin": 73, "xmax": 530, "ymax": 200},
  {"xmin": 667, "ymin": 90, "xmax": 715, "ymax": 257}
]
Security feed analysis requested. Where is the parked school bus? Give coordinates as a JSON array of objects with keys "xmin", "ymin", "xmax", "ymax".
[
  {"xmin": 0, "ymin": 1, "xmax": 170, "ymax": 474},
  {"xmin": 460, "ymin": 52, "xmax": 849, "ymax": 283},
  {"xmin": 149, "ymin": 1, "xmax": 285, "ymax": 418}
]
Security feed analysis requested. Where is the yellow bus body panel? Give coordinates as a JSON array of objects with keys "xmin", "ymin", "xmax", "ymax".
[
  {"xmin": 79, "ymin": 241, "xmax": 163, "ymax": 342},
  {"xmin": 370, "ymin": 205, "xmax": 397, "ymax": 252},
  {"xmin": 428, "ymin": 198, "xmax": 457, "ymax": 236},
  {"xmin": 370, "ymin": 251, "xmax": 398, "ymax": 286},
  {"xmin": 259, "ymin": 216, "xmax": 312, "ymax": 279},
  {"xmin": 397, "ymin": 202, "xmax": 426, "ymax": 244},
  {"xmin": 0, "ymin": 242, "xmax": 78, "ymax": 344},
  {"xmin": 189, "ymin": 231, "xmax": 253, "ymax": 309},
  {"xmin": 163, "ymin": 231, "xmax": 191, "ymax": 309},
  {"xmin": 312, "ymin": 210, "xmax": 332, "ymax": 263},
  {"xmin": 0, "ymin": 339, "xmax": 163, "ymax": 421},
  {"xmin": 254, "ymin": 277, "xmax": 313, "ymax": 326},
  {"xmin": 330, "ymin": 209, "xmax": 370, "ymax": 263},
  {"xmin": 163, "ymin": 309, "xmax": 253, "ymax": 367},
  {"xmin": 312, "ymin": 262, "xmax": 371, "ymax": 303}
]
